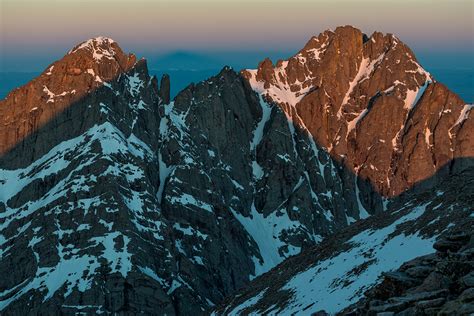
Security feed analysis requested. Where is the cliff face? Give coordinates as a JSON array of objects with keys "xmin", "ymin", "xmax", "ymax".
[{"xmin": 243, "ymin": 25, "xmax": 473, "ymax": 197}]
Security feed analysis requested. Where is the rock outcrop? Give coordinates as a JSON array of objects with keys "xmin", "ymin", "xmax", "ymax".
[
  {"xmin": 159, "ymin": 74, "xmax": 171, "ymax": 105},
  {"xmin": 341, "ymin": 230, "xmax": 474, "ymax": 315}
]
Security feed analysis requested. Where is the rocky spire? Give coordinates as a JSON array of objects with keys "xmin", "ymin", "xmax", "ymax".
[{"xmin": 159, "ymin": 74, "xmax": 171, "ymax": 104}]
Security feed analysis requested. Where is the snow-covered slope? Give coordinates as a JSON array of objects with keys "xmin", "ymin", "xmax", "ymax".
[
  {"xmin": 215, "ymin": 169, "xmax": 474, "ymax": 315},
  {"xmin": 343, "ymin": 228, "xmax": 474, "ymax": 315}
]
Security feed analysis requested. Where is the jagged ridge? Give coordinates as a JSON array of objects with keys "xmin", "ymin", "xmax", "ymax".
[{"xmin": 0, "ymin": 26, "xmax": 472, "ymax": 315}]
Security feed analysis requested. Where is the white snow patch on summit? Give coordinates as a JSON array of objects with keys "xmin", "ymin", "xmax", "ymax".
[{"xmin": 68, "ymin": 36, "xmax": 117, "ymax": 61}]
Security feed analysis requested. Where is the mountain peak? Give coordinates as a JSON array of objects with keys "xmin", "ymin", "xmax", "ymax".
[
  {"xmin": 242, "ymin": 26, "xmax": 469, "ymax": 197},
  {"xmin": 64, "ymin": 36, "xmax": 137, "ymax": 73},
  {"xmin": 299, "ymin": 26, "xmax": 406, "ymax": 57},
  {"xmin": 245, "ymin": 25, "xmax": 432, "ymax": 110},
  {"xmin": 55, "ymin": 36, "xmax": 137, "ymax": 81},
  {"xmin": 0, "ymin": 36, "xmax": 142, "ymax": 155},
  {"xmin": 67, "ymin": 36, "xmax": 119, "ymax": 60}
]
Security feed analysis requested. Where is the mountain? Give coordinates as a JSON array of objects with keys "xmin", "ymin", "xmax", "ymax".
[
  {"xmin": 0, "ymin": 26, "xmax": 472, "ymax": 315},
  {"xmin": 0, "ymin": 35, "xmax": 374, "ymax": 314},
  {"xmin": 242, "ymin": 26, "xmax": 473, "ymax": 197},
  {"xmin": 0, "ymin": 37, "xmax": 139, "ymax": 158}
]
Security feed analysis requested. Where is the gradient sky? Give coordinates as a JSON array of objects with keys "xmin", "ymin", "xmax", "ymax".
[{"xmin": 1, "ymin": 0, "xmax": 473, "ymax": 72}]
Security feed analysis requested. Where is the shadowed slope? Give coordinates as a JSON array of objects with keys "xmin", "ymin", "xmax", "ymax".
[{"xmin": 214, "ymin": 161, "xmax": 474, "ymax": 315}]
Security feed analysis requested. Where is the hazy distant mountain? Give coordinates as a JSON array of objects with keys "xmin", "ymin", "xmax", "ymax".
[{"xmin": 0, "ymin": 27, "xmax": 472, "ymax": 315}]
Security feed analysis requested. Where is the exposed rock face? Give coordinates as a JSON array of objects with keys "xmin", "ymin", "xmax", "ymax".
[
  {"xmin": 242, "ymin": 25, "xmax": 473, "ymax": 197},
  {"xmin": 0, "ymin": 39, "xmax": 168, "ymax": 315},
  {"xmin": 158, "ymin": 66, "xmax": 374, "ymax": 282},
  {"xmin": 214, "ymin": 168, "xmax": 474, "ymax": 315},
  {"xmin": 341, "ymin": 230, "xmax": 474, "ymax": 315}
]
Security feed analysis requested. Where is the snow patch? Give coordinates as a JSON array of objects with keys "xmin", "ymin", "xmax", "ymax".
[
  {"xmin": 43, "ymin": 85, "xmax": 55, "ymax": 103},
  {"xmin": 250, "ymin": 95, "xmax": 272, "ymax": 151},
  {"xmin": 227, "ymin": 289, "xmax": 268, "ymax": 316},
  {"xmin": 230, "ymin": 204, "xmax": 301, "ymax": 277},
  {"xmin": 169, "ymin": 193, "xmax": 213, "ymax": 213},
  {"xmin": 68, "ymin": 36, "xmax": 117, "ymax": 62},
  {"xmin": 404, "ymin": 79, "xmax": 430, "ymax": 111},
  {"xmin": 340, "ymin": 53, "xmax": 385, "ymax": 115},
  {"xmin": 453, "ymin": 104, "xmax": 473, "ymax": 127},
  {"xmin": 126, "ymin": 72, "xmax": 144, "ymax": 97}
]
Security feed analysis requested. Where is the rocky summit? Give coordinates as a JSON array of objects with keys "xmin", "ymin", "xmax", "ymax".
[
  {"xmin": 0, "ymin": 37, "xmax": 138, "ymax": 159},
  {"xmin": 0, "ymin": 26, "xmax": 472, "ymax": 315},
  {"xmin": 243, "ymin": 25, "xmax": 473, "ymax": 197}
]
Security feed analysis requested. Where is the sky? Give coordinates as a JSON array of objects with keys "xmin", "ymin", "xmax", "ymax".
[{"xmin": 1, "ymin": 0, "xmax": 473, "ymax": 71}]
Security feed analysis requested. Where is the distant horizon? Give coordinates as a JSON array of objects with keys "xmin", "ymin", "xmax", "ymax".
[
  {"xmin": 1, "ymin": 49, "xmax": 472, "ymax": 104},
  {"xmin": 1, "ymin": 37, "xmax": 473, "ymax": 73}
]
